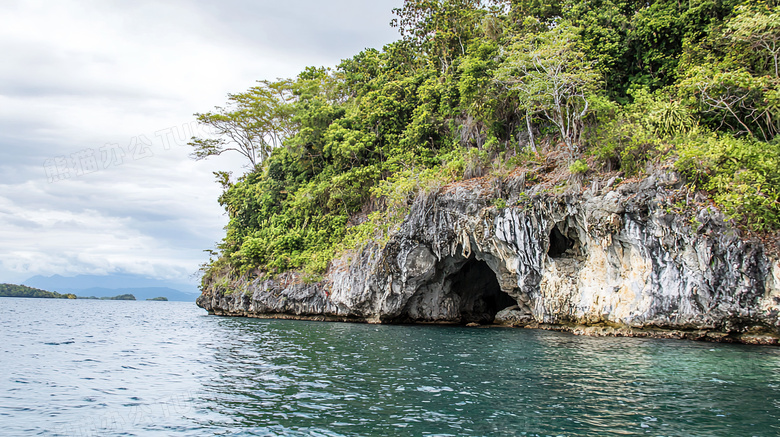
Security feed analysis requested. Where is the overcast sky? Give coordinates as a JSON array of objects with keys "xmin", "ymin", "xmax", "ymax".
[{"xmin": 0, "ymin": 0, "xmax": 402, "ymax": 285}]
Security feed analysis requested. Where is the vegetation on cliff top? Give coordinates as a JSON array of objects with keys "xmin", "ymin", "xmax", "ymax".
[{"xmin": 194, "ymin": 0, "xmax": 780, "ymax": 283}]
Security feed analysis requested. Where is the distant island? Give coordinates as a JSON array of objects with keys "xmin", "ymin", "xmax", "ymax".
[
  {"xmin": 1, "ymin": 283, "xmax": 135, "ymax": 300},
  {"xmin": 0, "ymin": 283, "xmax": 76, "ymax": 299},
  {"xmin": 105, "ymin": 294, "xmax": 135, "ymax": 300},
  {"xmin": 78, "ymin": 294, "xmax": 137, "ymax": 301},
  {"xmin": 146, "ymin": 297, "xmax": 168, "ymax": 301}
]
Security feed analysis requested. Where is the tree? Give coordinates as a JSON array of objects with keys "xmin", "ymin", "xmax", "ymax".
[
  {"xmin": 727, "ymin": 3, "xmax": 780, "ymax": 78},
  {"xmin": 679, "ymin": 4, "xmax": 780, "ymax": 141},
  {"xmin": 391, "ymin": 0, "xmax": 505, "ymax": 72},
  {"xmin": 682, "ymin": 65, "xmax": 779, "ymax": 141},
  {"xmin": 498, "ymin": 20, "xmax": 600, "ymax": 157},
  {"xmin": 188, "ymin": 79, "xmax": 296, "ymax": 168}
]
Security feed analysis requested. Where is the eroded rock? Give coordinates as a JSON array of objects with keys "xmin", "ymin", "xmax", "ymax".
[{"xmin": 197, "ymin": 171, "xmax": 780, "ymax": 344}]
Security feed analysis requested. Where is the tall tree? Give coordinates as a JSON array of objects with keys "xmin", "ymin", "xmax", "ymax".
[
  {"xmin": 680, "ymin": 3, "xmax": 780, "ymax": 141},
  {"xmin": 499, "ymin": 21, "xmax": 600, "ymax": 157},
  {"xmin": 726, "ymin": 3, "xmax": 780, "ymax": 78},
  {"xmin": 188, "ymin": 80, "xmax": 296, "ymax": 168},
  {"xmin": 391, "ymin": 0, "xmax": 504, "ymax": 72}
]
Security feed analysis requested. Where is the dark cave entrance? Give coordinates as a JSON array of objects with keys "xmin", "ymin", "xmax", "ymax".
[
  {"xmin": 548, "ymin": 224, "xmax": 575, "ymax": 258},
  {"xmin": 448, "ymin": 258, "xmax": 517, "ymax": 324}
]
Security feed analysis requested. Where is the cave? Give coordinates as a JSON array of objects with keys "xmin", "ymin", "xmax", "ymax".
[
  {"xmin": 447, "ymin": 258, "xmax": 517, "ymax": 324},
  {"xmin": 548, "ymin": 224, "xmax": 575, "ymax": 258}
]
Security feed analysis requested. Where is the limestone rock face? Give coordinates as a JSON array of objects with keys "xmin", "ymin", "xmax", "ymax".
[{"xmin": 197, "ymin": 172, "xmax": 780, "ymax": 344}]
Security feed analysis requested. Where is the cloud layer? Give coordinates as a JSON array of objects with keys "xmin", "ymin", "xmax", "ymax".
[{"xmin": 0, "ymin": 0, "xmax": 402, "ymax": 284}]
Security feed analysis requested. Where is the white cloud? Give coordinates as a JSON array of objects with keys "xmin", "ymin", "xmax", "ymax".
[{"xmin": 0, "ymin": 194, "xmax": 197, "ymax": 280}]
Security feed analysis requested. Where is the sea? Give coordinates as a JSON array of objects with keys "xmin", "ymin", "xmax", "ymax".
[{"xmin": 1, "ymin": 297, "xmax": 780, "ymax": 436}]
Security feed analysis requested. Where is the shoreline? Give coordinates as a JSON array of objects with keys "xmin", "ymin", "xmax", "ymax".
[{"xmin": 204, "ymin": 309, "xmax": 780, "ymax": 346}]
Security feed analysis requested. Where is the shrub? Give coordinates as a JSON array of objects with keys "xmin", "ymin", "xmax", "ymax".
[
  {"xmin": 675, "ymin": 133, "xmax": 780, "ymax": 231},
  {"xmin": 569, "ymin": 159, "xmax": 589, "ymax": 174}
]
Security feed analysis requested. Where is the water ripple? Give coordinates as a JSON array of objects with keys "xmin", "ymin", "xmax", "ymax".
[{"xmin": 2, "ymin": 299, "xmax": 780, "ymax": 436}]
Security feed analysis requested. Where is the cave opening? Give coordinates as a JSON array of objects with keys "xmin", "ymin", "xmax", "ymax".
[
  {"xmin": 448, "ymin": 258, "xmax": 517, "ymax": 324},
  {"xmin": 548, "ymin": 225, "xmax": 575, "ymax": 258}
]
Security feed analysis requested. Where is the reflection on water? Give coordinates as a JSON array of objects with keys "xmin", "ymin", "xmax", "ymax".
[
  {"xmin": 199, "ymin": 317, "xmax": 780, "ymax": 436},
  {"xmin": 1, "ymin": 298, "xmax": 779, "ymax": 436}
]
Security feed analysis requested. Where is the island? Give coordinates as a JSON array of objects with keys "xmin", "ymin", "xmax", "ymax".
[
  {"xmin": 103, "ymin": 294, "xmax": 136, "ymax": 300},
  {"xmin": 192, "ymin": 1, "xmax": 779, "ymax": 345},
  {"xmin": 0, "ymin": 284, "xmax": 137, "ymax": 301},
  {"xmin": 0, "ymin": 283, "xmax": 76, "ymax": 299}
]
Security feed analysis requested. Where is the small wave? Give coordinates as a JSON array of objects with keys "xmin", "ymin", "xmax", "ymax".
[
  {"xmin": 416, "ymin": 386, "xmax": 454, "ymax": 393},
  {"xmin": 708, "ymin": 378, "xmax": 735, "ymax": 384}
]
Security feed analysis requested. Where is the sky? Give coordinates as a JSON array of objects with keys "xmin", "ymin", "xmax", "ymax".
[{"xmin": 0, "ymin": 0, "xmax": 403, "ymax": 285}]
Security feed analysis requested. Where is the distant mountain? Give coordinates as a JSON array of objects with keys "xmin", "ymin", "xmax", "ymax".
[
  {"xmin": 24, "ymin": 273, "xmax": 198, "ymax": 293},
  {"xmin": 23, "ymin": 273, "xmax": 199, "ymax": 302}
]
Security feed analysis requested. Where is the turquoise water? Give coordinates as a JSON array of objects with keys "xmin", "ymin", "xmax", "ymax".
[{"xmin": 1, "ymin": 298, "xmax": 780, "ymax": 436}]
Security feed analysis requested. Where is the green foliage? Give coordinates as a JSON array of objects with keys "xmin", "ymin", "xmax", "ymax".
[
  {"xmin": 726, "ymin": 2, "xmax": 780, "ymax": 78},
  {"xmin": 498, "ymin": 20, "xmax": 600, "ymax": 157},
  {"xmin": 680, "ymin": 62, "xmax": 779, "ymax": 142},
  {"xmin": 675, "ymin": 132, "xmax": 780, "ymax": 230},
  {"xmin": 678, "ymin": 2, "xmax": 780, "ymax": 142},
  {"xmin": 586, "ymin": 89, "xmax": 696, "ymax": 174},
  {"xmin": 102, "ymin": 294, "xmax": 136, "ymax": 301},
  {"xmin": 564, "ymin": 0, "xmax": 741, "ymax": 98},
  {"xmin": 569, "ymin": 159, "xmax": 589, "ymax": 174},
  {"xmin": 189, "ymin": 79, "xmax": 298, "ymax": 167},
  {"xmin": 492, "ymin": 198, "xmax": 508, "ymax": 209},
  {"xmin": 340, "ymin": 163, "xmax": 459, "ymax": 251},
  {"xmin": 391, "ymin": 0, "xmax": 505, "ymax": 71}
]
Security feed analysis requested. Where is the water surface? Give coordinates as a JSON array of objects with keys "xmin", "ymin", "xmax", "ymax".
[{"xmin": 1, "ymin": 298, "xmax": 779, "ymax": 436}]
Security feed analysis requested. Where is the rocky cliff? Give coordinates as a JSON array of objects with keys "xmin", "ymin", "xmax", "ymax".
[{"xmin": 197, "ymin": 170, "xmax": 780, "ymax": 345}]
